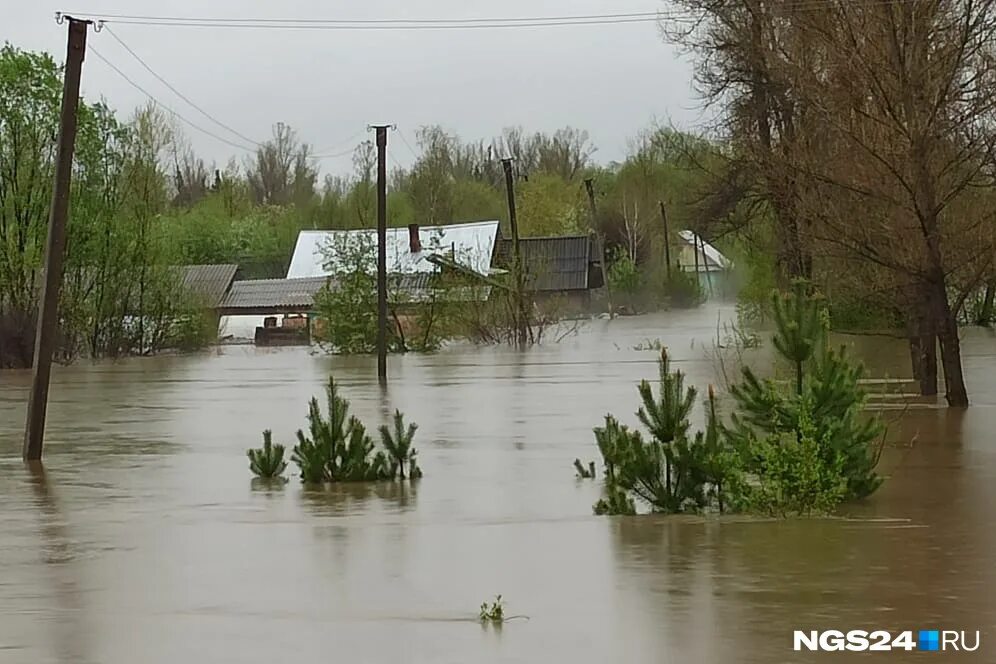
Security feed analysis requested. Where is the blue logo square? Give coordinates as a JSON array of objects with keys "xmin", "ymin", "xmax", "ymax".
[{"xmin": 919, "ymin": 630, "xmax": 940, "ymax": 651}]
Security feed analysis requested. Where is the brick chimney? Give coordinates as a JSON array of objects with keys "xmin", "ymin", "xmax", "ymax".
[{"xmin": 408, "ymin": 223, "xmax": 422, "ymax": 253}]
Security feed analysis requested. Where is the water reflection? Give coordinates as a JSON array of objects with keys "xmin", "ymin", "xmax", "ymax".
[{"xmin": 24, "ymin": 463, "xmax": 90, "ymax": 663}]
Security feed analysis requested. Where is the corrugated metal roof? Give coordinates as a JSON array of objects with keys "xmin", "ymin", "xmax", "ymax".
[
  {"xmin": 677, "ymin": 231, "xmax": 731, "ymax": 271},
  {"xmin": 219, "ymin": 273, "xmax": 489, "ymax": 313},
  {"xmin": 286, "ymin": 220, "xmax": 500, "ymax": 279},
  {"xmin": 495, "ymin": 235, "xmax": 592, "ymax": 291},
  {"xmin": 220, "ymin": 277, "xmax": 329, "ymax": 311},
  {"xmin": 180, "ymin": 264, "xmax": 238, "ymax": 306}
]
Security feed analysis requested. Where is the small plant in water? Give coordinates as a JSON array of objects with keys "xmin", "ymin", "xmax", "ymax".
[
  {"xmin": 379, "ymin": 409, "xmax": 422, "ymax": 480},
  {"xmin": 479, "ymin": 595, "xmax": 505, "ymax": 624},
  {"xmin": 573, "ymin": 458, "xmax": 597, "ymax": 479},
  {"xmin": 247, "ymin": 430, "xmax": 287, "ymax": 479},
  {"xmin": 633, "ymin": 337, "xmax": 664, "ymax": 351}
]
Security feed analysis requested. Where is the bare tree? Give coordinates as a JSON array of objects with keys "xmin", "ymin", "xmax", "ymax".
[
  {"xmin": 668, "ymin": 0, "xmax": 996, "ymax": 406},
  {"xmin": 245, "ymin": 122, "xmax": 317, "ymax": 206}
]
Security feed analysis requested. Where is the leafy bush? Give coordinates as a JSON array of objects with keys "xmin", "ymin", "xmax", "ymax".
[
  {"xmin": 739, "ymin": 401, "xmax": 848, "ymax": 516},
  {"xmin": 168, "ymin": 308, "xmax": 218, "ymax": 351},
  {"xmin": 661, "ymin": 270, "xmax": 705, "ymax": 308},
  {"xmin": 607, "ymin": 248, "xmax": 641, "ymax": 296},
  {"xmin": 247, "ymin": 430, "xmax": 288, "ymax": 479}
]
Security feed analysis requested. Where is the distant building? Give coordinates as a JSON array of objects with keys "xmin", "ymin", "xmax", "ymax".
[
  {"xmin": 676, "ymin": 230, "xmax": 732, "ymax": 297},
  {"xmin": 287, "ymin": 220, "xmax": 502, "ymax": 279},
  {"xmin": 493, "ymin": 233, "xmax": 605, "ymax": 308}
]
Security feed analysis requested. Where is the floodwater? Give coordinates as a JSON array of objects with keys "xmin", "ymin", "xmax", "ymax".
[{"xmin": 2, "ymin": 303, "xmax": 996, "ymax": 663}]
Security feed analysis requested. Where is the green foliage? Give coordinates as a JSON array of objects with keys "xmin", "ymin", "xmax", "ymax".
[
  {"xmin": 593, "ymin": 485, "xmax": 637, "ymax": 515},
  {"xmin": 286, "ymin": 376, "xmax": 421, "ymax": 484},
  {"xmin": 739, "ymin": 402, "xmax": 848, "ymax": 516},
  {"xmin": 591, "ymin": 285, "xmax": 883, "ymax": 517},
  {"xmin": 247, "ymin": 430, "xmax": 288, "ymax": 479},
  {"xmin": 516, "ymin": 173, "xmax": 586, "ymax": 237},
  {"xmin": 727, "ymin": 283, "xmax": 883, "ymax": 503},
  {"xmin": 661, "ymin": 270, "xmax": 705, "ymax": 308},
  {"xmin": 771, "ymin": 280, "xmax": 824, "ymax": 394},
  {"xmin": 593, "ymin": 350, "xmax": 735, "ymax": 514},
  {"xmin": 573, "ymin": 458, "xmax": 597, "ymax": 478},
  {"xmin": 379, "ymin": 410, "xmax": 422, "ymax": 480},
  {"xmin": 607, "ymin": 248, "xmax": 641, "ymax": 295},
  {"xmin": 312, "ymin": 235, "xmax": 382, "ymax": 354},
  {"xmin": 479, "ymin": 596, "xmax": 505, "ymax": 624}
]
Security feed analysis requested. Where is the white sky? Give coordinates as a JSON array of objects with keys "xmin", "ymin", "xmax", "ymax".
[{"xmin": 7, "ymin": 0, "xmax": 700, "ymax": 176}]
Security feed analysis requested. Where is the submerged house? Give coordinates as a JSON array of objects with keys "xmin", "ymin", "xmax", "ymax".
[
  {"xmin": 287, "ymin": 220, "xmax": 502, "ymax": 280},
  {"xmin": 493, "ymin": 234, "xmax": 605, "ymax": 309},
  {"xmin": 676, "ymin": 230, "xmax": 732, "ymax": 297}
]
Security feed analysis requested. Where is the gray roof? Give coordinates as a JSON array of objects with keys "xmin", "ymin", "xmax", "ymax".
[
  {"xmin": 219, "ymin": 277, "xmax": 329, "ymax": 313},
  {"xmin": 180, "ymin": 264, "xmax": 239, "ymax": 306},
  {"xmin": 217, "ymin": 273, "xmax": 488, "ymax": 315},
  {"xmin": 495, "ymin": 236, "xmax": 593, "ymax": 291}
]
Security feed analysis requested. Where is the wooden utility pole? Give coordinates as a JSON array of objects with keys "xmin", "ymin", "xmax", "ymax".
[
  {"xmin": 501, "ymin": 158, "xmax": 528, "ymax": 345},
  {"xmin": 372, "ymin": 125, "xmax": 390, "ymax": 385},
  {"xmin": 585, "ymin": 178, "xmax": 613, "ymax": 319},
  {"xmin": 658, "ymin": 200, "xmax": 672, "ymax": 279},
  {"xmin": 23, "ymin": 16, "xmax": 90, "ymax": 462},
  {"xmin": 699, "ymin": 235, "xmax": 714, "ymax": 297}
]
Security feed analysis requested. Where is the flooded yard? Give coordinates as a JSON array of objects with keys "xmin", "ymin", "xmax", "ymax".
[{"xmin": 2, "ymin": 304, "xmax": 996, "ymax": 663}]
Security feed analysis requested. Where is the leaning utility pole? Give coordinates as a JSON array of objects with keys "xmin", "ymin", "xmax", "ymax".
[
  {"xmin": 23, "ymin": 15, "xmax": 90, "ymax": 462},
  {"xmin": 658, "ymin": 200, "xmax": 673, "ymax": 279},
  {"xmin": 501, "ymin": 158, "xmax": 528, "ymax": 345},
  {"xmin": 585, "ymin": 178, "xmax": 612, "ymax": 319},
  {"xmin": 371, "ymin": 125, "xmax": 390, "ymax": 385}
]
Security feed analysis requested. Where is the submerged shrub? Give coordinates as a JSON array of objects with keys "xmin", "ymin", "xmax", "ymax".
[
  {"xmin": 247, "ymin": 429, "xmax": 288, "ymax": 479},
  {"xmin": 587, "ymin": 283, "xmax": 884, "ymax": 518},
  {"xmin": 265, "ymin": 376, "xmax": 422, "ymax": 485}
]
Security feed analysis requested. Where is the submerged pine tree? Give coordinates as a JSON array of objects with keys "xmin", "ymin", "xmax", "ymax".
[
  {"xmin": 593, "ymin": 348, "xmax": 735, "ymax": 514},
  {"xmin": 727, "ymin": 280, "xmax": 883, "ymax": 501},
  {"xmin": 288, "ymin": 376, "xmax": 418, "ymax": 484},
  {"xmin": 247, "ymin": 429, "xmax": 288, "ymax": 479}
]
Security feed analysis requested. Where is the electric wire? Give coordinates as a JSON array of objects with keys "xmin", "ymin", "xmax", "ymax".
[
  {"xmin": 77, "ymin": 10, "xmax": 663, "ymax": 24},
  {"xmin": 98, "ymin": 17, "xmax": 665, "ymax": 30},
  {"xmin": 102, "ymin": 25, "xmax": 261, "ymax": 146},
  {"xmin": 89, "ymin": 46, "xmax": 256, "ymax": 152},
  {"xmin": 67, "ymin": 2, "xmax": 909, "ymax": 31}
]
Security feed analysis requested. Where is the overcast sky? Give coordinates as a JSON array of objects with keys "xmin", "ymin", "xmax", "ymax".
[{"xmin": 8, "ymin": 0, "xmax": 699, "ymax": 175}]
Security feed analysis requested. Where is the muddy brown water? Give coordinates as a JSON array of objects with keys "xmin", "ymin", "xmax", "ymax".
[{"xmin": 2, "ymin": 304, "xmax": 996, "ymax": 663}]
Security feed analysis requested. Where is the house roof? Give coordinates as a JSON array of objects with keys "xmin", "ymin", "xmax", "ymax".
[
  {"xmin": 494, "ymin": 235, "xmax": 593, "ymax": 291},
  {"xmin": 217, "ymin": 272, "xmax": 490, "ymax": 315},
  {"xmin": 286, "ymin": 220, "xmax": 501, "ymax": 279},
  {"xmin": 219, "ymin": 276, "xmax": 329, "ymax": 314},
  {"xmin": 179, "ymin": 264, "xmax": 239, "ymax": 306},
  {"xmin": 677, "ymin": 231, "xmax": 731, "ymax": 271}
]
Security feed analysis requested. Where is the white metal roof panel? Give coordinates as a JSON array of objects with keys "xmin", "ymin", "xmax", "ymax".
[{"xmin": 286, "ymin": 220, "xmax": 500, "ymax": 278}]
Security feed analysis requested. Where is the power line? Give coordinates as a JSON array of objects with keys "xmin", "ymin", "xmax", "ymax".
[
  {"xmin": 396, "ymin": 129, "xmax": 420, "ymax": 162},
  {"xmin": 70, "ymin": 0, "xmax": 909, "ymax": 30},
  {"xmin": 101, "ymin": 25, "xmax": 261, "ymax": 146},
  {"xmin": 79, "ymin": 10, "xmax": 663, "ymax": 24},
  {"xmin": 98, "ymin": 17, "xmax": 667, "ymax": 30},
  {"xmin": 313, "ymin": 128, "xmax": 367, "ymax": 155},
  {"xmin": 313, "ymin": 144, "xmax": 362, "ymax": 160},
  {"xmin": 88, "ymin": 46, "xmax": 256, "ymax": 152}
]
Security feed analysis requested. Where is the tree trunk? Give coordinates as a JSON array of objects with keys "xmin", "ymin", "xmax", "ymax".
[
  {"xmin": 931, "ymin": 281, "xmax": 969, "ymax": 407},
  {"xmin": 908, "ymin": 296, "xmax": 938, "ymax": 397},
  {"xmin": 980, "ymin": 279, "xmax": 995, "ymax": 325}
]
